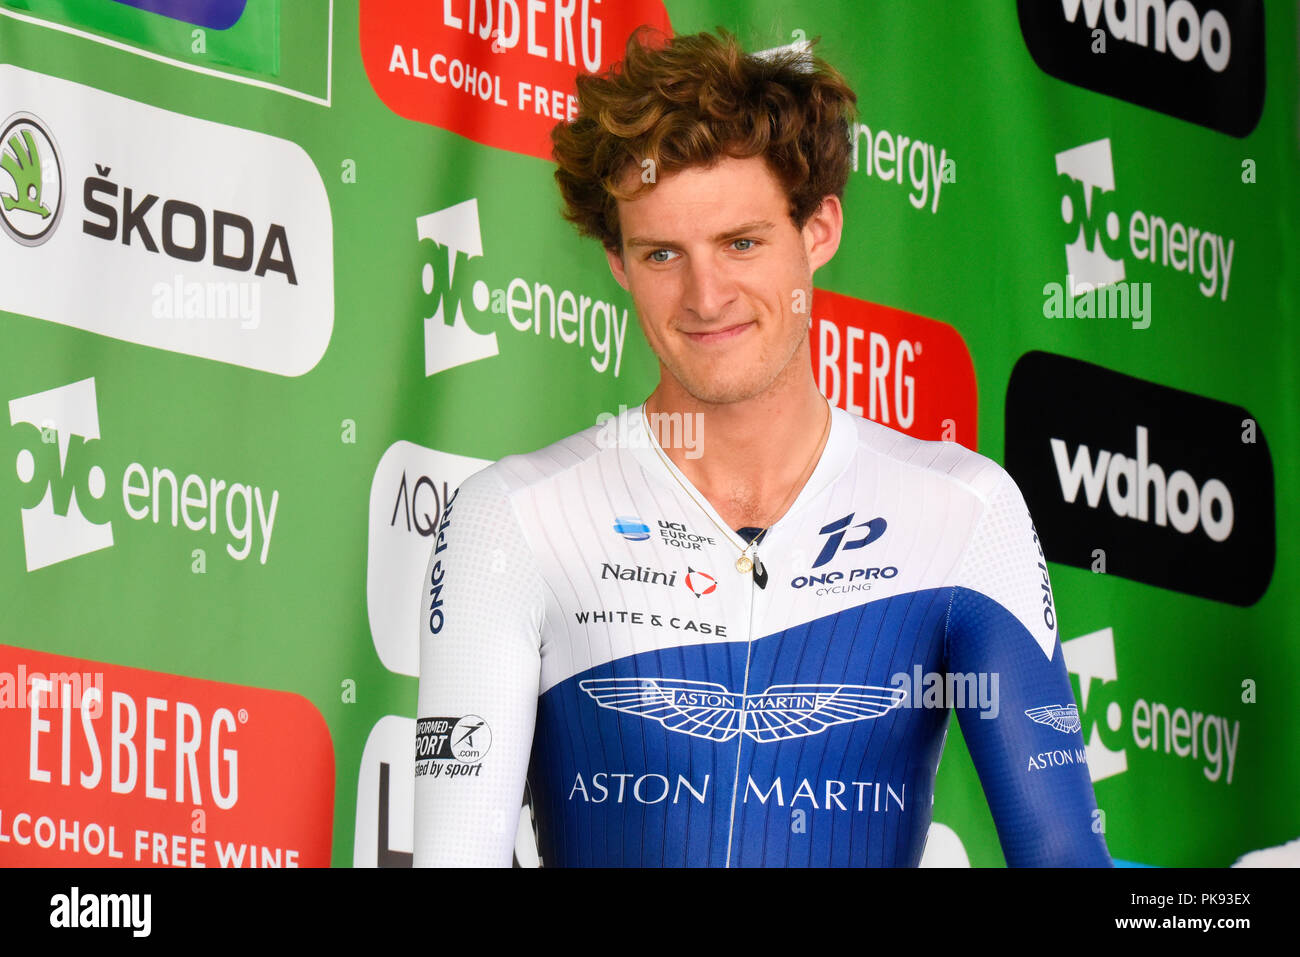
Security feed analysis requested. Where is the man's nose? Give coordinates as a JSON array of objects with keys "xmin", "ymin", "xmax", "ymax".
[{"xmin": 682, "ymin": 255, "xmax": 739, "ymax": 322}]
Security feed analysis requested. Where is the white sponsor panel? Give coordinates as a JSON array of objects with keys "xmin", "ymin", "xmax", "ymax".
[
  {"xmin": 354, "ymin": 715, "xmax": 415, "ymax": 868},
  {"xmin": 0, "ymin": 65, "xmax": 333, "ymax": 376},
  {"xmin": 366, "ymin": 440, "xmax": 491, "ymax": 676}
]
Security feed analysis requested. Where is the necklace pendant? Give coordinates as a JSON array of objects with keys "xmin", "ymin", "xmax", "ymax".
[{"xmin": 735, "ymin": 555, "xmax": 753, "ymax": 574}]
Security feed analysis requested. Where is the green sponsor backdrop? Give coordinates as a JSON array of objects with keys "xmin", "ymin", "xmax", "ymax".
[{"xmin": 1, "ymin": 0, "xmax": 1295, "ymax": 866}]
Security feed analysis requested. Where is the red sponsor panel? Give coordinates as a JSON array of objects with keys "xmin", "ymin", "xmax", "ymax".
[
  {"xmin": 0, "ymin": 646, "xmax": 333, "ymax": 867},
  {"xmin": 810, "ymin": 289, "xmax": 978, "ymax": 449},
  {"xmin": 361, "ymin": 0, "xmax": 673, "ymax": 160}
]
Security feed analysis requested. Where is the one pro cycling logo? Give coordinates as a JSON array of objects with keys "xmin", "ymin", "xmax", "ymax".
[
  {"xmin": 579, "ymin": 677, "xmax": 906, "ymax": 743},
  {"xmin": 9, "ymin": 378, "xmax": 112, "ymax": 571},
  {"xmin": 0, "ymin": 112, "xmax": 64, "ymax": 247},
  {"xmin": 1056, "ymin": 138, "xmax": 1236, "ymax": 301},
  {"xmin": 813, "ymin": 513, "xmax": 887, "ymax": 567},
  {"xmin": 418, "ymin": 198, "xmax": 631, "ymax": 378}
]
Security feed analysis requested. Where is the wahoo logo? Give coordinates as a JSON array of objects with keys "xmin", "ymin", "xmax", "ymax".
[
  {"xmin": 1018, "ymin": 0, "xmax": 1265, "ymax": 137},
  {"xmin": 1050, "ymin": 424, "xmax": 1234, "ymax": 542},
  {"xmin": 9, "ymin": 378, "xmax": 113, "ymax": 571},
  {"xmin": 813, "ymin": 513, "xmax": 887, "ymax": 567},
  {"xmin": 1006, "ymin": 351, "xmax": 1273, "ymax": 606},
  {"xmin": 418, "ymin": 197, "xmax": 630, "ymax": 378},
  {"xmin": 1058, "ymin": 0, "xmax": 1233, "ymax": 71},
  {"xmin": 1025, "ymin": 704, "xmax": 1082, "ymax": 734},
  {"xmin": 0, "ymin": 112, "xmax": 63, "ymax": 246},
  {"xmin": 579, "ymin": 677, "xmax": 906, "ymax": 743}
]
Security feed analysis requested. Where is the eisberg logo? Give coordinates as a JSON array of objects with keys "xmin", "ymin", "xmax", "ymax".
[
  {"xmin": 418, "ymin": 197, "xmax": 630, "ymax": 378},
  {"xmin": 1018, "ymin": 0, "xmax": 1266, "ymax": 137},
  {"xmin": 579, "ymin": 677, "xmax": 906, "ymax": 743},
  {"xmin": 813, "ymin": 512, "xmax": 887, "ymax": 567},
  {"xmin": 1005, "ymin": 351, "xmax": 1273, "ymax": 605},
  {"xmin": 612, "ymin": 515, "xmax": 650, "ymax": 542},
  {"xmin": 0, "ymin": 112, "xmax": 63, "ymax": 246},
  {"xmin": 9, "ymin": 378, "xmax": 113, "ymax": 571}
]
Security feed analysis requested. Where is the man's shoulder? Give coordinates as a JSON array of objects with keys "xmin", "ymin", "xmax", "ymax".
[
  {"xmin": 460, "ymin": 417, "xmax": 611, "ymax": 502},
  {"xmin": 846, "ymin": 411, "xmax": 1014, "ymax": 504}
]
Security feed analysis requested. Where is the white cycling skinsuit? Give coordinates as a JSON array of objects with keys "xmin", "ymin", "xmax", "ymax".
[{"xmin": 413, "ymin": 402, "xmax": 1111, "ymax": 867}]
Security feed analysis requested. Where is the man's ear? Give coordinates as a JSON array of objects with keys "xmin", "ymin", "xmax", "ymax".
[
  {"xmin": 803, "ymin": 195, "xmax": 844, "ymax": 273},
  {"xmin": 605, "ymin": 243, "xmax": 630, "ymax": 291}
]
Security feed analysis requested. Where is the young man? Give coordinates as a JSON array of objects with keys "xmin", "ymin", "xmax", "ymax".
[{"xmin": 414, "ymin": 30, "xmax": 1110, "ymax": 867}]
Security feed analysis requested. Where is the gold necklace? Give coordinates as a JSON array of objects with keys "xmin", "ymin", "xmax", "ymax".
[{"xmin": 641, "ymin": 401, "xmax": 832, "ymax": 574}]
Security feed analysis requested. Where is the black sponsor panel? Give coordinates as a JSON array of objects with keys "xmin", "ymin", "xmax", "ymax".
[
  {"xmin": 1005, "ymin": 351, "xmax": 1273, "ymax": 605},
  {"xmin": 1017, "ymin": 0, "xmax": 1265, "ymax": 137}
]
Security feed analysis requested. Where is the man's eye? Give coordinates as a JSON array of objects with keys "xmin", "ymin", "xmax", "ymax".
[
  {"xmin": 733, "ymin": 238, "xmax": 756, "ymax": 251},
  {"xmin": 648, "ymin": 249, "xmax": 676, "ymax": 263}
]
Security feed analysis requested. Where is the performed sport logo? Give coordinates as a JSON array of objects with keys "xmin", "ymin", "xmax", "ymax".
[{"xmin": 579, "ymin": 677, "xmax": 906, "ymax": 743}]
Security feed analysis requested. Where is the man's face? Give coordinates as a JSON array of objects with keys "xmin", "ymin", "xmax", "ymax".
[{"xmin": 605, "ymin": 155, "xmax": 841, "ymax": 406}]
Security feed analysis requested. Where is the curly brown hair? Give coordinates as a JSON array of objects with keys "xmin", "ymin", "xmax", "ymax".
[{"xmin": 551, "ymin": 27, "xmax": 858, "ymax": 251}]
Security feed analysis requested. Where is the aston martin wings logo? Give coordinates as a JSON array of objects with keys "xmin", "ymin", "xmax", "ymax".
[
  {"xmin": 1024, "ymin": 704, "xmax": 1082, "ymax": 734},
  {"xmin": 578, "ymin": 677, "xmax": 907, "ymax": 743}
]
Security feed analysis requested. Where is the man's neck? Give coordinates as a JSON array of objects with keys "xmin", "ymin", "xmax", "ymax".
[{"xmin": 646, "ymin": 367, "xmax": 832, "ymax": 532}]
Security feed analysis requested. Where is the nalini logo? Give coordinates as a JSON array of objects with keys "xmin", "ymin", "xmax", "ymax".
[
  {"xmin": 579, "ymin": 677, "xmax": 907, "ymax": 743},
  {"xmin": 0, "ymin": 112, "xmax": 64, "ymax": 246},
  {"xmin": 8, "ymin": 378, "xmax": 113, "ymax": 571},
  {"xmin": 813, "ymin": 513, "xmax": 887, "ymax": 567},
  {"xmin": 613, "ymin": 516, "xmax": 650, "ymax": 542},
  {"xmin": 418, "ymin": 197, "xmax": 631, "ymax": 379}
]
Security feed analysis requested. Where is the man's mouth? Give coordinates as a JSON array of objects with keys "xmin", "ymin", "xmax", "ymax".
[{"xmin": 680, "ymin": 321, "xmax": 755, "ymax": 345}]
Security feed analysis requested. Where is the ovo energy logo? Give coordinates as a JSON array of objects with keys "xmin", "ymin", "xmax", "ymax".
[
  {"xmin": 9, "ymin": 377, "xmax": 283, "ymax": 573},
  {"xmin": 1054, "ymin": 138, "xmax": 1236, "ymax": 303},
  {"xmin": 418, "ymin": 198, "xmax": 631, "ymax": 379},
  {"xmin": 9, "ymin": 379, "xmax": 112, "ymax": 571},
  {"xmin": 0, "ymin": 112, "xmax": 64, "ymax": 246}
]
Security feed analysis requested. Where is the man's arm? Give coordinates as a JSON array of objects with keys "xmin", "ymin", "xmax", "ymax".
[
  {"xmin": 413, "ymin": 467, "xmax": 545, "ymax": 867},
  {"xmin": 946, "ymin": 468, "xmax": 1112, "ymax": 867}
]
